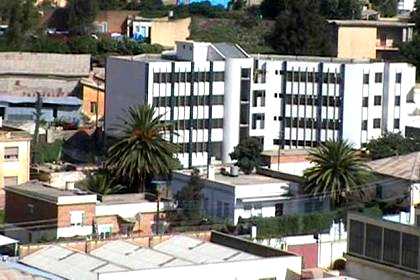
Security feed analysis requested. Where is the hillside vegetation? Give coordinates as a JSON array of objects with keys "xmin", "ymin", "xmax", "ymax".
[{"xmin": 189, "ymin": 16, "xmax": 275, "ymax": 54}]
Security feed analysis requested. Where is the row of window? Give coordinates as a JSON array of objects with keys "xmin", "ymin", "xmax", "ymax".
[
  {"xmin": 280, "ymin": 117, "xmax": 341, "ymax": 130},
  {"xmin": 274, "ymin": 139, "xmax": 327, "ymax": 147},
  {"xmin": 153, "ymin": 71, "xmax": 225, "ymax": 83},
  {"xmin": 283, "ymin": 71, "xmax": 343, "ymax": 84},
  {"xmin": 152, "ymin": 95, "xmax": 224, "ymax": 107},
  {"xmin": 362, "ymin": 95, "xmax": 400, "ymax": 107},
  {"xmin": 283, "ymin": 94, "xmax": 341, "ymax": 107},
  {"xmin": 361, "ymin": 118, "xmax": 399, "ymax": 130},
  {"xmin": 177, "ymin": 141, "xmax": 223, "ymax": 155},
  {"xmin": 171, "ymin": 118, "xmax": 224, "ymax": 130},
  {"xmin": 363, "ymin": 72, "xmax": 402, "ymax": 84}
]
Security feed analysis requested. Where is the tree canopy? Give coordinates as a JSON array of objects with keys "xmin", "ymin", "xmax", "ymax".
[
  {"xmin": 230, "ymin": 137, "xmax": 263, "ymax": 174},
  {"xmin": 267, "ymin": 0, "xmax": 333, "ymax": 56},
  {"xmin": 370, "ymin": 0, "xmax": 398, "ymax": 18},
  {"xmin": 105, "ymin": 105, "xmax": 179, "ymax": 193},
  {"xmin": 304, "ymin": 140, "xmax": 372, "ymax": 206},
  {"xmin": 175, "ymin": 169, "xmax": 204, "ymax": 221},
  {"xmin": 367, "ymin": 132, "xmax": 420, "ymax": 160},
  {"xmin": 67, "ymin": 0, "xmax": 99, "ymax": 35}
]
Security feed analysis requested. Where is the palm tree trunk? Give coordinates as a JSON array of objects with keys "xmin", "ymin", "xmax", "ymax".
[{"xmin": 138, "ymin": 176, "xmax": 145, "ymax": 193}]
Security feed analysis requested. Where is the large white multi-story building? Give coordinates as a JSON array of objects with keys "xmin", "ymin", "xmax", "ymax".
[{"xmin": 106, "ymin": 41, "xmax": 416, "ymax": 168}]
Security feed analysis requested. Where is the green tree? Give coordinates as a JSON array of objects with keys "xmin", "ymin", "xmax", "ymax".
[
  {"xmin": 106, "ymin": 105, "xmax": 179, "ymax": 193},
  {"xmin": 230, "ymin": 137, "xmax": 263, "ymax": 174},
  {"xmin": 69, "ymin": 35, "xmax": 98, "ymax": 54},
  {"xmin": 78, "ymin": 170, "xmax": 125, "ymax": 195},
  {"xmin": 268, "ymin": 0, "xmax": 332, "ymax": 56},
  {"xmin": 303, "ymin": 140, "xmax": 372, "ymax": 206},
  {"xmin": 400, "ymin": 34, "xmax": 420, "ymax": 78},
  {"xmin": 367, "ymin": 132, "xmax": 420, "ymax": 160},
  {"xmin": 67, "ymin": 0, "xmax": 99, "ymax": 35},
  {"xmin": 260, "ymin": 0, "xmax": 289, "ymax": 19},
  {"xmin": 175, "ymin": 168, "xmax": 203, "ymax": 221},
  {"xmin": 319, "ymin": 0, "xmax": 363, "ymax": 19},
  {"xmin": 371, "ymin": 0, "xmax": 398, "ymax": 17}
]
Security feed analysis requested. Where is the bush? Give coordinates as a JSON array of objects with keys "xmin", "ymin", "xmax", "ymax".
[
  {"xmin": 28, "ymin": 36, "xmax": 70, "ymax": 53},
  {"xmin": 69, "ymin": 35, "xmax": 98, "ymax": 54},
  {"xmin": 250, "ymin": 212, "xmax": 338, "ymax": 239},
  {"xmin": 32, "ymin": 140, "xmax": 63, "ymax": 164}
]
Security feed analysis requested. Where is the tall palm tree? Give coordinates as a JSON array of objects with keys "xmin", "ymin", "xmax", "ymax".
[
  {"xmin": 303, "ymin": 140, "xmax": 372, "ymax": 206},
  {"xmin": 106, "ymin": 105, "xmax": 179, "ymax": 193}
]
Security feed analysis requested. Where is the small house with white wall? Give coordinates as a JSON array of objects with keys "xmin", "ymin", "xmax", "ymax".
[{"xmin": 171, "ymin": 167, "xmax": 330, "ymax": 224}]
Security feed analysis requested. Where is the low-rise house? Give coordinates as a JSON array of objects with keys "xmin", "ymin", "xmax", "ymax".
[
  {"xmin": 30, "ymin": 163, "xmax": 97, "ymax": 190},
  {"xmin": 170, "ymin": 167, "xmax": 330, "ymax": 224},
  {"xmin": 19, "ymin": 232, "xmax": 302, "ymax": 280},
  {"xmin": 80, "ymin": 68, "xmax": 105, "ymax": 124},
  {"xmin": 126, "ymin": 16, "xmax": 191, "ymax": 48},
  {"xmin": 367, "ymin": 151, "xmax": 420, "ymax": 224},
  {"xmin": 346, "ymin": 212, "xmax": 420, "ymax": 280},
  {"xmin": 0, "ymin": 52, "xmax": 90, "ymax": 124},
  {"xmin": 4, "ymin": 181, "xmax": 173, "ymax": 243},
  {"xmin": 0, "ymin": 122, "xmax": 31, "ymax": 208},
  {"xmin": 329, "ymin": 19, "xmax": 414, "ymax": 59}
]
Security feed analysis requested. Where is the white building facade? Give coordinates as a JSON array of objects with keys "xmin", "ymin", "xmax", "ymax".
[{"xmin": 106, "ymin": 41, "xmax": 416, "ymax": 168}]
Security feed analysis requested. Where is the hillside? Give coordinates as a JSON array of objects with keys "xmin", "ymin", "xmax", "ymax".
[{"xmin": 189, "ymin": 16, "xmax": 275, "ymax": 54}]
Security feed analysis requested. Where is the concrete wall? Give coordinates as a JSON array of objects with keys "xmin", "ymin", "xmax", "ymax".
[
  {"xmin": 151, "ymin": 18, "xmax": 191, "ymax": 48},
  {"xmin": 336, "ymin": 26, "xmax": 377, "ymax": 59},
  {"xmin": 82, "ymin": 84, "xmax": 105, "ymax": 122},
  {"xmin": 98, "ymin": 255, "xmax": 302, "ymax": 280},
  {"xmin": 105, "ymin": 58, "xmax": 147, "ymax": 135}
]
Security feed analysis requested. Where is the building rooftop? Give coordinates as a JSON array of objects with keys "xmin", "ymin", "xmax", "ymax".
[
  {"xmin": 0, "ymin": 52, "xmax": 91, "ymax": 77},
  {"xmin": 20, "ymin": 234, "xmax": 266, "ymax": 280},
  {"xmin": 213, "ymin": 42, "xmax": 249, "ymax": 59},
  {"xmin": 21, "ymin": 245, "xmax": 126, "ymax": 280},
  {"xmin": 367, "ymin": 152, "xmax": 420, "ymax": 181},
  {"xmin": 254, "ymin": 53, "xmax": 374, "ymax": 63},
  {"xmin": 0, "ymin": 125, "xmax": 32, "ymax": 142},
  {"xmin": 328, "ymin": 19, "xmax": 415, "ymax": 27},
  {"xmin": 100, "ymin": 193, "xmax": 149, "ymax": 205},
  {"xmin": 0, "ymin": 263, "xmax": 47, "ymax": 280},
  {"xmin": 5, "ymin": 181, "xmax": 97, "ymax": 204}
]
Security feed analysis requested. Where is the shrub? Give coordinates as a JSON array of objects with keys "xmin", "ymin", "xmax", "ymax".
[
  {"xmin": 32, "ymin": 140, "xmax": 64, "ymax": 164},
  {"xmin": 68, "ymin": 35, "xmax": 98, "ymax": 54}
]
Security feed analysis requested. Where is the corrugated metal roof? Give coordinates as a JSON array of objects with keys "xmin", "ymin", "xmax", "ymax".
[
  {"xmin": 0, "ymin": 96, "xmax": 82, "ymax": 106},
  {"xmin": 367, "ymin": 152, "xmax": 420, "ymax": 181}
]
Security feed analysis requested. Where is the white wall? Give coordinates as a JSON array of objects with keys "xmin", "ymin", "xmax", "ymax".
[{"xmin": 98, "ymin": 255, "xmax": 302, "ymax": 280}]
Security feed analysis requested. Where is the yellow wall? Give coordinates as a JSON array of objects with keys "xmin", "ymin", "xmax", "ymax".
[
  {"xmin": 151, "ymin": 18, "xmax": 191, "ymax": 48},
  {"xmin": 82, "ymin": 84, "xmax": 105, "ymax": 122},
  {"xmin": 0, "ymin": 139, "xmax": 31, "ymax": 190},
  {"xmin": 336, "ymin": 26, "xmax": 377, "ymax": 59}
]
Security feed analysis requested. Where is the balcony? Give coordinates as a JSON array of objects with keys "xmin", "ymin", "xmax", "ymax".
[{"xmin": 376, "ymin": 38, "xmax": 399, "ymax": 51}]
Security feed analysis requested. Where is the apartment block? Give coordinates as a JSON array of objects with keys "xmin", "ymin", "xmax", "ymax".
[{"xmin": 106, "ymin": 41, "xmax": 416, "ymax": 168}]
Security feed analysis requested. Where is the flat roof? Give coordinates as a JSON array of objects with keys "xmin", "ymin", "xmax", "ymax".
[
  {"xmin": 175, "ymin": 168, "xmax": 293, "ymax": 187},
  {"xmin": 21, "ymin": 235, "xmax": 260, "ymax": 280},
  {"xmin": 100, "ymin": 193, "xmax": 149, "ymax": 205},
  {"xmin": 328, "ymin": 19, "xmax": 415, "ymax": 27},
  {"xmin": 5, "ymin": 181, "xmax": 97, "ymax": 204}
]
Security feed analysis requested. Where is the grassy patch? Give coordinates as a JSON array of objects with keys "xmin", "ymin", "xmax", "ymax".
[{"xmin": 190, "ymin": 16, "xmax": 275, "ymax": 54}]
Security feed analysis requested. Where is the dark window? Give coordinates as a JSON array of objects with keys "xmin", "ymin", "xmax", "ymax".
[
  {"xmin": 252, "ymin": 113, "xmax": 265, "ymax": 129},
  {"xmin": 402, "ymin": 233, "xmax": 419, "ymax": 270},
  {"xmin": 349, "ymin": 220, "xmax": 365, "ymax": 255},
  {"xmin": 252, "ymin": 90, "xmax": 266, "ymax": 107},
  {"xmin": 394, "ymin": 119, "xmax": 400, "ymax": 129},
  {"xmin": 383, "ymin": 229, "xmax": 401, "ymax": 265},
  {"xmin": 373, "ymin": 118, "xmax": 381, "ymax": 129},
  {"xmin": 274, "ymin": 93, "xmax": 278, "ymax": 98},
  {"xmin": 4, "ymin": 147, "xmax": 18, "ymax": 161},
  {"xmin": 274, "ymin": 116, "xmax": 277, "ymax": 121},
  {"xmin": 362, "ymin": 120, "xmax": 368, "ymax": 131},
  {"xmin": 90, "ymin": 102, "xmax": 98, "ymax": 114},
  {"xmin": 395, "ymin": 95, "xmax": 401, "ymax": 106},
  {"xmin": 275, "ymin": 70, "xmax": 279, "ymax": 75},
  {"xmin": 365, "ymin": 224, "xmax": 382, "ymax": 260},
  {"xmin": 374, "ymin": 96, "xmax": 382, "ymax": 106},
  {"xmin": 275, "ymin": 203, "xmax": 283, "ymax": 216},
  {"xmin": 363, "ymin": 73, "xmax": 369, "ymax": 84},
  {"xmin": 241, "ymin": 68, "xmax": 251, "ymax": 78},
  {"xmin": 375, "ymin": 73, "xmax": 383, "ymax": 83},
  {"xmin": 362, "ymin": 97, "xmax": 369, "ymax": 107},
  {"xmin": 396, "ymin": 73, "xmax": 402, "ymax": 83}
]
